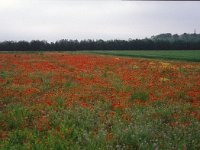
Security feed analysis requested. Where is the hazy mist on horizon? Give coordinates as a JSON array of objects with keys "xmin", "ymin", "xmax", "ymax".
[{"xmin": 0, "ymin": 0, "xmax": 200, "ymax": 42}]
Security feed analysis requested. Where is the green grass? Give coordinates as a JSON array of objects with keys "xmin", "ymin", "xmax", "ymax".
[{"xmin": 82, "ymin": 50, "xmax": 200, "ymax": 62}]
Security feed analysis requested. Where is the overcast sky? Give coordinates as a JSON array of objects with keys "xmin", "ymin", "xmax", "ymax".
[{"xmin": 0, "ymin": 0, "xmax": 200, "ymax": 42}]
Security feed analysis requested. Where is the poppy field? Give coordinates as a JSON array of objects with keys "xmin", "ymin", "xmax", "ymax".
[{"xmin": 0, "ymin": 52, "xmax": 200, "ymax": 149}]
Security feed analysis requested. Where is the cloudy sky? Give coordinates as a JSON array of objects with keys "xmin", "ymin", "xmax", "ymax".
[{"xmin": 0, "ymin": 0, "xmax": 200, "ymax": 42}]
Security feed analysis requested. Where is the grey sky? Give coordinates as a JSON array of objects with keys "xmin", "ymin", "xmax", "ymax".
[{"xmin": 0, "ymin": 0, "xmax": 200, "ymax": 42}]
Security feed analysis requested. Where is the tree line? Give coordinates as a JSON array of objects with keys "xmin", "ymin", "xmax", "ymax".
[{"xmin": 0, "ymin": 33, "xmax": 200, "ymax": 51}]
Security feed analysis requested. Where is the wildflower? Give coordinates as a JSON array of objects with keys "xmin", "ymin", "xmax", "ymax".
[
  {"xmin": 81, "ymin": 102, "xmax": 89, "ymax": 107},
  {"xmin": 47, "ymin": 125, "xmax": 51, "ymax": 129},
  {"xmin": 112, "ymin": 103, "xmax": 124, "ymax": 109}
]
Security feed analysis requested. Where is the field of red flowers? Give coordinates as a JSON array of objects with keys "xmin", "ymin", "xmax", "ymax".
[{"xmin": 0, "ymin": 52, "xmax": 200, "ymax": 149}]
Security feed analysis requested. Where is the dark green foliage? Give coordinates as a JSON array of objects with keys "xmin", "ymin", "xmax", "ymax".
[{"xmin": 0, "ymin": 33, "xmax": 200, "ymax": 51}]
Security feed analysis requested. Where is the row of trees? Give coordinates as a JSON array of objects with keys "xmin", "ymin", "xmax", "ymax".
[
  {"xmin": 151, "ymin": 33, "xmax": 200, "ymax": 42},
  {"xmin": 0, "ymin": 33, "xmax": 200, "ymax": 51}
]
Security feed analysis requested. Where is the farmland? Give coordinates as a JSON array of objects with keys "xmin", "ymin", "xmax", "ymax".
[
  {"xmin": 85, "ymin": 50, "xmax": 200, "ymax": 62},
  {"xmin": 0, "ymin": 52, "xmax": 200, "ymax": 149}
]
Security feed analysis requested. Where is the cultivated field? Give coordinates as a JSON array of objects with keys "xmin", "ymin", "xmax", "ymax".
[
  {"xmin": 0, "ymin": 52, "xmax": 200, "ymax": 149},
  {"xmin": 86, "ymin": 50, "xmax": 200, "ymax": 62}
]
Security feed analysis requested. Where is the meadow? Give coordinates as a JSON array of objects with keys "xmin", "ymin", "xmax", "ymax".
[{"xmin": 0, "ymin": 52, "xmax": 200, "ymax": 149}]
